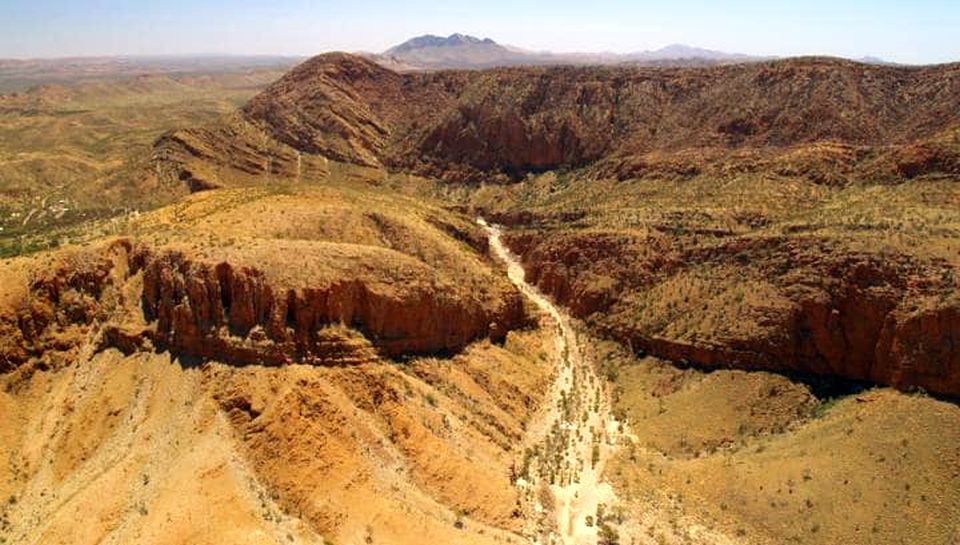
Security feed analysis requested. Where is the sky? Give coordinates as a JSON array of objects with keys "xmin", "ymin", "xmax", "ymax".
[{"xmin": 2, "ymin": 0, "xmax": 959, "ymax": 64}]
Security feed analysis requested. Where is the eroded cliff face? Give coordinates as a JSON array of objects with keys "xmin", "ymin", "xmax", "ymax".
[
  {"xmin": 0, "ymin": 241, "xmax": 135, "ymax": 372},
  {"xmin": 139, "ymin": 245, "xmax": 523, "ymax": 364},
  {"xmin": 0, "ymin": 238, "xmax": 525, "ymax": 372},
  {"xmin": 0, "ymin": 314, "xmax": 554, "ymax": 545},
  {"xmin": 201, "ymin": 53, "xmax": 960, "ymax": 185},
  {"xmin": 503, "ymin": 230, "xmax": 960, "ymax": 396},
  {"xmin": 0, "ymin": 174, "xmax": 542, "ymax": 372}
]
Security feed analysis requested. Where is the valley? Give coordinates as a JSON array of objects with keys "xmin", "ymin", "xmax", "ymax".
[
  {"xmin": 482, "ymin": 217, "xmax": 622, "ymax": 545},
  {"xmin": 0, "ymin": 64, "xmax": 291, "ymax": 257},
  {"xmin": 0, "ymin": 47, "xmax": 958, "ymax": 545}
]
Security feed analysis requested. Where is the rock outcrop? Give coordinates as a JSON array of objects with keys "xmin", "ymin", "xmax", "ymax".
[
  {"xmin": 138, "ymin": 243, "xmax": 523, "ymax": 364},
  {"xmin": 503, "ymin": 230, "xmax": 960, "ymax": 396},
  {"xmin": 1, "ymin": 236, "xmax": 525, "ymax": 371}
]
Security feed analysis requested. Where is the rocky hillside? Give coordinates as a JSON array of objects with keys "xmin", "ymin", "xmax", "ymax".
[
  {"xmin": 469, "ymin": 166, "xmax": 960, "ymax": 397},
  {"xmin": 222, "ymin": 53, "xmax": 960, "ymax": 184},
  {"xmin": 0, "ymin": 162, "xmax": 555, "ymax": 545},
  {"xmin": 0, "ymin": 181, "xmax": 526, "ymax": 374},
  {"xmin": 503, "ymin": 225, "xmax": 960, "ymax": 396},
  {"xmin": 150, "ymin": 52, "xmax": 960, "ymax": 397}
]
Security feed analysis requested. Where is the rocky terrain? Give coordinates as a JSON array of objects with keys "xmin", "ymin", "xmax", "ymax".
[
  {"xmin": 223, "ymin": 53, "xmax": 960, "ymax": 185},
  {"xmin": 0, "ymin": 171, "xmax": 559, "ymax": 545},
  {"xmin": 1, "ymin": 181, "xmax": 526, "ymax": 372},
  {"xmin": 158, "ymin": 52, "xmax": 960, "ymax": 397},
  {"xmin": 0, "ymin": 319, "xmax": 556, "ymax": 545},
  {"xmin": 479, "ymin": 135, "xmax": 960, "ymax": 392},
  {"xmin": 2, "ymin": 49, "xmax": 959, "ymax": 545},
  {"xmin": 498, "ymin": 218, "xmax": 960, "ymax": 396}
]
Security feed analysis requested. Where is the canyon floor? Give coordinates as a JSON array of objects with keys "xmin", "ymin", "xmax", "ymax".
[
  {"xmin": 1, "ymin": 55, "xmax": 959, "ymax": 545},
  {"xmin": 483, "ymin": 218, "xmax": 623, "ymax": 545}
]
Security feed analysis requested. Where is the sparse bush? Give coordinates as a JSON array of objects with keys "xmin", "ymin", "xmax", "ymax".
[{"xmin": 598, "ymin": 522, "xmax": 620, "ymax": 545}]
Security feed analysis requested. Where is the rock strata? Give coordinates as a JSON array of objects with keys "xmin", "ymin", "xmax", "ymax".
[
  {"xmin": 503, "ymin": 231, "xmax": 960, "ymax": 396},
  {"xmin": 1, "ymin": 239, "xmax": 525, "ymax": 370},
  {"xmin": 199, "ymin": 53, "xmax": 960, "ymax": 184}
]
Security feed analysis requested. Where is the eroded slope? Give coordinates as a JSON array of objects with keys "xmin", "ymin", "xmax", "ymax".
[
  {"xmin": 1, "ymin": 181, "xmax": 526, "ymax": 372},
  {"xmin": 0, "ymin": 174, "xmax": 558, "ymax": 545},
  {"xmin": 185, "ymin": 53, "xmax": 960, "ymax": 185},
  {"xmin": 478, "ymin": 174, "xmax": 960, "ymax": 396}
]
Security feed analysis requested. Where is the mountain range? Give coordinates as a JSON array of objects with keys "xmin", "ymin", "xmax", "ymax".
[{"xmin": 374, "ymin": 33, "xmax": 796, "ymax": 70}]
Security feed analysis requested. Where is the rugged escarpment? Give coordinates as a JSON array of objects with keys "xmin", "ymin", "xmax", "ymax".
[
  {"xmin": 139, "ymin": 241, "xmax": 523, "ymax": 363},
  {"xmin": 0, "ymin": 169, "xmax": 554, "ymax": 545},
  {"xmin": 165, "ymin": 53, "xmax": 960, "ymax": 185},
  {"xmin": 503, "ymin": 228, "xmax": 960, "ymax": 396},
  {"xmin": 0, "ymin": 302, "xmax": 553, "ymax": 545},
  {"xmin": 1, "ymin": 239, "xmax": 523, "ymax": 370},
  {"xmin": 0, "ymin": 185, "xmax": 527, "ymax": 371},
  {"xmin": 145, "ymin": 52, "xmax": 960, "ymax": 396}
]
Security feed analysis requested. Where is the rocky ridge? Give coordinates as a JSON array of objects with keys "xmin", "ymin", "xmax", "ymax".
[
  {"xmin": 186, "ymin": 53, "xmax": 960, "ymax": 186},
  {"xmin": 150, "ymin": 52, "xmax": 960, "ymax": 396},
  {"xmin": 0, "ymin": 186, "xmax": 528, "ymax": 373},
  {"xmin": 500, "ymin": 226, "xmax": 960, "ymax": 396}
]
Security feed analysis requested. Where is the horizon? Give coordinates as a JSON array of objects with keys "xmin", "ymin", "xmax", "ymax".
[
  {"xmin": 0, "ymin": 46, "xmax": 940, "ymax": 67},
  {"xmin": 3, "ymin": 1, "xmax": 960, "ymax": 65},
  {"xmin": 1, "ymin": 35, "xmax": 955, "ymax": 68}
]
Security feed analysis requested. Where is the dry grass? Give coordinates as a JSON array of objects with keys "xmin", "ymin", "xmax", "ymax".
[
  {"xmin": 471, "ymin": 171, "xmax": 960, "ymax": 264},
  {"xmin": 594, "ymin": 340, "xmax": 960, "ymax": 545},
  {"xmin": 0, "ymin": 69, "xmax": 286, "ymax": 252}
]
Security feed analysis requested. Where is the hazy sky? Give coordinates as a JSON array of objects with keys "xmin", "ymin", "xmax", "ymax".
[{"xmin": 3, "ymin": 0, "xmax": 959, "ymax": 64}]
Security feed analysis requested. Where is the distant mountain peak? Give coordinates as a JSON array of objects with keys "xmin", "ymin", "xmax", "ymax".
[
  {"xmin": 631, "ymin": 43, "xmax": 757, "ymax": 62},
  {"xmin": 378, "ymin": 34, "xmax": 764, "ymax": 70},
  {"xmin": 385, "ymin": 34, "xmax": 499, "ymax": 55},
  {"xmin": 858, "ymin": 55, "xmax": 892, "ymax": 65}
]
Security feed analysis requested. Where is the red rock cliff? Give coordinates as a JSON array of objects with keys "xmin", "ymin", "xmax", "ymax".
[
  {"xmin": 1, "ymin": 239, "xmax": 526, "ymax": 370},
  {"xmin": 233, "ymin": 54, "xmax": 960, "ymax": 184},
  {"xmin": 504, "ymin": 230, "xmax": 960, "ymax": 396}
]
